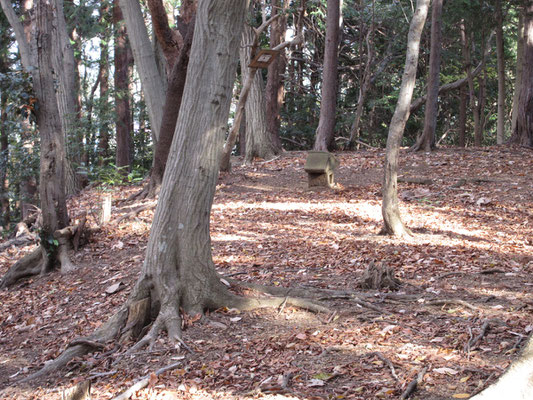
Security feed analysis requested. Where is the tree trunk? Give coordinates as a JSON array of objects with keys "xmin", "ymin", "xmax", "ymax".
[
  {"xmin": 381, "ymin": 0, "xmax": 430, "ymax": 237},
  {"xmin": 0, "ymin": 90, "xmax": 8, "ymax": 228},
  {"xmin": 510, "ymin": 2, "xmax": 533, "ymax": 147},
  {"xmin": 458, "ymin": 84, "xmax": 467, "ymax": 147},
  {"xmin": 313, "ymin": 0, "xmax": 340, "ymax": 151},
  {"xmin": 114, "ymin": 1, "xmax": 134, "ymax": 173},
  {"xmin": 471, "ymin": 335, "xmax": 533, "ymax": 399},
  {"xmin": 495, "ymin": 0, "xmax": 506, "ymax": 144},
  {"xmin": 511, "ymin": 13, "xmax": 525, "ymax": 136},
  {"xmin": 33, "ymin": 0, "xmax": 72, "ymax": 273},
  {"xmin": 265, "ymin": 0, "xmax": 289, "ymax": 153},
  {"xmin": 412, "ymin": 0, "xmax": 443, "ymax": 152},
  {"xmin": 145, "ymin": 18, "xmax": 195, "ymax": 196},
  {"xmin": 118, "ymin": 0, "xmax": 165, "ymax": 145},
  {"xmin": 240, "ymin": 24, "xmax": 277, "ymax": 164},
  {"xmin": 98, "ymin": 3, "xmax": 111, "ymax": 165}
]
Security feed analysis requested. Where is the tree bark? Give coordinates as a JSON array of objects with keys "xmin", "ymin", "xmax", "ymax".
[
  {"xmin": 313, "ymin": 0, "xmax": 341, "ymax": 151},
  {"xmin": 98, "ymin": 2, "xmax": 111, "ymax": 165},
  {"xmin": 495, "ymin": 0, "xmax": 506, "ymax": 144},
  {"xmin": 240, "ymin": 24, "xmax": 277, "ymax": 164},
  {"xmin": 510, "ymin": 2, "xmax": 533, "ymax": 147},
  {"xmin": 458, "ymin": 84, "xmax": 467, "ymax": 147},
  {"xmin": 381, "ymin": 0, "xmax": 430, "ymax": 237},
  {"xmin": 265, "ymin": 0, "xmax": 290, "ymax": 153},
  {"xmin": 471, "ymin": 335, "xmax": 533, "ymax": 399},
  {"xmin": 118, "ymin": 0, "xmax": 165, "ymax": 144},
  {"xmin": 114, "ymin": 1, "xmax": 134, "ymax": 173},
  {"xmin": 411, "ymin": 0, "xmax": 443, "ymax": 152},
  {"xmin": 511, "ymin": 13, "xmax": 525, "ymax": 136},
  {"xmin": 0, "ymin": 89, "xmax": 8, "ymax": 228}
]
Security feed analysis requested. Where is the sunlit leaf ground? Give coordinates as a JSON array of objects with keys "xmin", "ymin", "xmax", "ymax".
[{"xmin": 1, "ymin": 147, "xmax": 532, "ymax": 399}]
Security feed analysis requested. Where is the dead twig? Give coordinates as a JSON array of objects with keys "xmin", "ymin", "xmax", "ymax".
[
  {"xmin": 368, "ymin": 352, "xmax": 399, "ymax": 381},
  {"xmin": 400, "ymin": 365, "xmax": 427, "ymax": 399},
  {"xmin": 464, "ymin": 319, "xmax": 490, "ymax": 353},
  {"xmin": 110, "ymin": 361, "xmax": 183, "ymax": 400},
  {"xmin": 425, "ymin": 299, "xmax": 478, "ymax": 311}
]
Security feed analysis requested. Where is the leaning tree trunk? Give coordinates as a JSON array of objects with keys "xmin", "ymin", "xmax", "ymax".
[
  {"xmin": 510, "ymin": 1, "xmax": 533, "ymax": 147},
  {"xmin": 313, "ymin": 0, "xmax": 340, "ymax": 151},
  {"xmin": 118, "ymin": 0, "xmax": 165, "ymax": 145},
  {"xmin": 470, "ymin": 334, "xmax": 533, "ymax": 399},
  {"xmin": 381, "ymin": 0, "xmax": 430, "ymax": 237},
  {"xmin": 240, "ymin": 24, "xmax": 277, "ymax": 164},
  {"xmin": 411, "ymin": 0, "xmax": 443, "ymax": 152}
]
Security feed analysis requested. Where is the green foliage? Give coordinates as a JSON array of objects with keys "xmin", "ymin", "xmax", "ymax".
[{"xmin": 90, "ymin": 162, "xmax": 146, "ymax": 188}]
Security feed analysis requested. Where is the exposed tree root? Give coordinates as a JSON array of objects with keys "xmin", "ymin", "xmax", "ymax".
[
  {"xmin": 116, "ymin": 202, "xmax": 157, "ymax": 225},
  {"xmin": 359, "ymin": 262, "xmax": 402, "ymax": 290},
  {"xmin": 0, "ymin": 247, "xmax": 43, "ymax": 288},
  {"xmin": 122, "ymin": 181, "xmax": 160, "ymax": 203},
  {"xmin": 0, "ymin": 233, "xmax": 36, "ymax": 252}
]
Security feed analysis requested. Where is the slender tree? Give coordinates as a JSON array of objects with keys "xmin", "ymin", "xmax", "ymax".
[
  {"xmin": 381, "ymin": 0, "xmax": 430, "ymax": 237},
  {"xmin": 313, "ymin": 0, "xmax": 341, "ymax": 151},
  {"xmin": 495, "ymin": 0, "xmax": 506, "ymax": 144},
  {"xmin": 411, "ymin": 0, "xmax": 443, "ymax": 152}
]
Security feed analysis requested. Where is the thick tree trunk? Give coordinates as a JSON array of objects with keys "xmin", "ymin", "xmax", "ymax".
[
  {"xmin": 495, "ymin": 0, "xmax": 506, "ymax": 145},
  {"xmin": 313, "ymin": 0, "xmax": 340, "ymax": 151},
  {"xmin": 471, "ymin": 335, "xmax": 533, "ymax": 399},
  {"xmin": 510, "ymin": 2, "xmax": 533, "ymax": 147},
  {"xmin": 412, "ymin": 0, "xmax": 443, "ymax": 152},
  {"xmin": 511, "ymin": 13, "xmax": 525, "ymax": 136},
  {"xmin": 240, "ymin": 25, "xmax": 277, "ymax": 164},
  {"xmin": 33, "ymin": 1, "xmax": 72, "ymax": 274},
  {"xmin": 118, "ymin": 0, "xmax": 165, "ymax": 144},
  {"xmin": 265, "ymin": 0, "xmax": 289, "ymax": 153},
  {"xmin": 114, "ymin": 2, "xmax": 134, "ymax": 173},
  {"xmin": 381, "ymin": 0, "xmax": 430, "ymax": 237}
]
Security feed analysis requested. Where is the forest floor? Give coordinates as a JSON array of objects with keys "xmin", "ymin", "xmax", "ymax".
[{"xmin": 0, "ymin": 146, "xmax": 532, "ymax": 400}]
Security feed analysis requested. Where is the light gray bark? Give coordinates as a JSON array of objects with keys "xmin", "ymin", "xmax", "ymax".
[
  {"xmin": 381, "ymin": 0, "xmax": 430, "ymax": 236},
  {"xmin": 118, "ymin": 0, "xmax": 165, "ymax": 144},
  {"xmin": 471, "ymin": 335, "xmax": 533, "ymax": 400}
]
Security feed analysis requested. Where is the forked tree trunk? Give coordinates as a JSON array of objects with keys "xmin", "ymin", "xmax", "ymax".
[
  {"xmin": 381, "ymin": 0, "xmax": 430, "ymax": 237},
  {"xmin": 471, "ymin": 335, "xmax": 533, "ymax": 399},
  {"xmin": 412, "ymin": 0, "xmax": 443, "ymax": 152},
  {"xmin": 313, "ymin": 0, "xmax": 340, "ymax": 151},
  {"xmin": 510, "ymin": 1, "xmax": 533, "ymax": 147},
  {"xmin": 240, "ymin": 24, "xmax": 277, "ymax": 164}
]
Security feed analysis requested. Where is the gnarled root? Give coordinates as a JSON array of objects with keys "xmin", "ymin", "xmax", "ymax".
[{"xmin": 0, "ymin": 247, "xmax": 43, "ymax": 288}]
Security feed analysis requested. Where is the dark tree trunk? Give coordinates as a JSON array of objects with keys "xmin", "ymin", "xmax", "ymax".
[
  {"xmin": 495, "ymin": 0, "xmax": 506, "ymax": 144},
  {"xmin": 381, "ymin": 0, "xmax": 430, "ymax": 237},
  {"xmin": 265, "ymin": 0, "xmax": 289, "ymax": 152},
  {"xmin": 313, "ymin": 0, "xmax": 340, "ymax": 151},
  {"xmin": 412, "ymin": 0, "xmax": 443, "ymax": 152},
  {"xmin": 458, "ymin": 84, "xmax": 467, "ymax": 147},
  {"xmin": 511, "ymin": 13, "xmax": 525, "ymax": 136},
  {"xmin": 114, "ymin": 1, "xmax": 134, "ymax": 172},
  {"xmin": 0, "ymin": 91, "xmax": 8, "ymax": 228},
  {"xmin": 510, "ymin": 2, "xmax": 533, "ymax": 147},
  {"xmin": 98, "ymin": 2, "xmax": 111, "ymax": 165}
]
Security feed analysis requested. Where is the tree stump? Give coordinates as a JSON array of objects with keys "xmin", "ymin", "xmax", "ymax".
[{"xmin": 359, "ymin": 262, "xmax": 401, "ymax": 290}]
